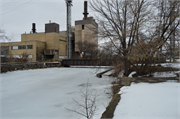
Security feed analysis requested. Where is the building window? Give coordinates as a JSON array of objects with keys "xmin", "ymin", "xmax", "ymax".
[
  {"xmin": 18, "ymin": 46, "xmax": 23, "ymax": 49},
  {"xmin": 27, "ymin": 45, "xmax": 33, "ymax": 49},
  {"xmin": 82, "ymin": 25, "xmax": 84, "ymax": 30},
  {"xmin": 59, "ymin": 56, "xmax": 67, "ymax": 59},
  {"xmin": 12, "ymin": 46, "xmax": 18, "ymax": 50},
  {"xmin": 12, "ymin": 55, "xmax": 33, "ymax": 59},
  {"xmin": 12, "ymin": 45, "xmax": 33, "ymax": 50},
  {"xmin": 55, "ymin": 50, "xmax": 58, "ymax": 55},
  {"xmin": 12, "ymin": 55, "xmax": 21, "ymax": 58},
  {"xmin": 28, "ymin": 55, "xmax": 33, "ymax": 59},
  {"xmin": 1, "ymin": 46, "xmax": 9, "ymax": 55}
]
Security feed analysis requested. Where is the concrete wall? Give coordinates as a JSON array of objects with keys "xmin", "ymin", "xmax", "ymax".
[
  {"xmin": 59, "ymin": 31, "xmax": 67, "ymax": 38},
  {"xmin": 75, "ymin": 23, "xmax": 98, "ymax": 52},
  {"xmin": 45, "ymin": 32, "xmax": 59, "ymax": 50},
  {"xmin": 21, "ymin": 33, "xmax": 46, "ymax": 42},
  {"xmin": 36, "ymin": 41, "xmax": 46, "ymax": 61},
  {"xmin": 59, "ymin": 36, "xmax": 67, "ymax": 57}
]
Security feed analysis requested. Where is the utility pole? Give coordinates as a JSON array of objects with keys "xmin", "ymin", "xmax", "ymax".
[
  {"xmin": 25, "ymin": 32, "xmax": 27, "ymax": 54},
  {"xmin": 66, "ymin": 0, "xmax": 72, "ymax": 59},
  {"xmin": 158, "ymin": 0, "xmax": 163, "ymax": 65},
  {"xmin": 169, "ymin": 0, "xmax": 176, "ymax": 62}
]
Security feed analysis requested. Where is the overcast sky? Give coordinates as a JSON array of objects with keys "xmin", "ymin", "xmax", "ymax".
[{"xmin": 0, "ymin": 0, "xmax": 94, "ymax": 42}]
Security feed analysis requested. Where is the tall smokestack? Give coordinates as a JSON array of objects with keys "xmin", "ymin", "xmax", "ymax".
[
  {"xmin": 83, "ymin": 1, "xmax": 89, "ymax": 19},
  {"xmin": 32, "ymin": 23, "xmax": 36, "ymax": 33}
]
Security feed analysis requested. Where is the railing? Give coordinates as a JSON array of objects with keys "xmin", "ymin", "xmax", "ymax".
[{"xmin": 62, "ymin": 59, "xmax": 112, "ymax": 66}]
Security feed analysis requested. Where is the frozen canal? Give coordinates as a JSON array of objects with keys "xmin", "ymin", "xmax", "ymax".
[{"xmin": 1, "ymin": 68, "xmax": 112, "ymax": 119}]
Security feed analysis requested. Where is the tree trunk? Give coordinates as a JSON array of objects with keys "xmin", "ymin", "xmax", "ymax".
[{"xmin": 124, "ymin": 58, "xmax": 129, "ymax": 77}]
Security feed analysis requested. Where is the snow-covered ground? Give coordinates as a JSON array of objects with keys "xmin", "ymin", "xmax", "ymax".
[
  {"xmin": 128, "ymin": 62, "xmax": 180, "ymax": 78},
  {"xmin": 161, "ymin": 63, "xmax": 180, "ymax": 69},
  {"xmin": 166, "ymin": 59, "xmax": 180, "ymax": 63},
  {"xmin": 113, "ymin": 82, "xmax": 180, "ymax": 119},
  {"xmin": 115, "ymin": 62, "xmax": 180, "ymax": 119},
  {"xmin": 1, "ymin": 62, "xmax": 180, "ymax": 119},
  {"xmin": 153, "ymin": 62, "xmax": 180, "ymax": 77},
  {"xmin": 0, "ymin": 68, "xmax": 112, "ymax": 119},
  {"xmin": 153, "ymin": 71, "xmax": 180, "ymax": 77},
  {"xmin": 129, "ymin": 71, "xmax": 180, "ymax": 78}
]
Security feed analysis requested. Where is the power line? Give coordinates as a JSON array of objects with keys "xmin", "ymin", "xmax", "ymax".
[
  {"xmin": 1, "ymin": 0, "xmax": 36, "ymax": 15},
  {"xmin": 2, "ymin": 0, "xmax": 25, "ymax": 12},
  {"xmin": 2, "ymin": 0, "xmax": 32, "ymax": 14},
  {"xmin": 2, "ymin": 0, "xmax": 21, "ymax": 8},
  {"xmin": 1, "ymin": 0, "xmax": 17, "ymax": 7}
]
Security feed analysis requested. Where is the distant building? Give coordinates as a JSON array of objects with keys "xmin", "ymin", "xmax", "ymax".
[
  {"xmin": 74, "ymin": 1, "xmax": 98, "ymax": 57},
  {"xmin": 0, "ymin": 1, "xmax": 98, "ymax": 62},
  {"xmin": 1, "ymin": 22, "xmax": 72, "ymax": 61}
]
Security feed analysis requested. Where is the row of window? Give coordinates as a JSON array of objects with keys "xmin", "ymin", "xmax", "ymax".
[
  {"xmin": 12, "ymin": 45, "xmax": 33, "ymax": 50},
  {"xmin": 12, "ymin": 55, "xmax": 33, "ymax": 59}
]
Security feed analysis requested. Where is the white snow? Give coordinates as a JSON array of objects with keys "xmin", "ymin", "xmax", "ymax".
[
  {"xmin": 113, "ymin": 82, "xmax": 180, "ymax": 119},
  {"xmin": 1, "ymin": 62, "xmax": 180, "ymax": 119},
  {"xmin": 128, "ymin": 62, "xmax": 180, "ymax": 78},
  {"xmin": 0, "ymin": 68, "xmax": 112, "ymax": 119},
  {"xmin": 153, "ymin": 71, "xmax": 180, "ymax": 77},
  {"xmin": 166, "ymin": 59, "xmax": 180, "ymax": 63},
  {"xmin": 161, "ymin": 63, "xmax": 180, "ymax": 69},
  {"xmin": 128, "ymin": 71, "xmax": 136, "ymax": 77}
]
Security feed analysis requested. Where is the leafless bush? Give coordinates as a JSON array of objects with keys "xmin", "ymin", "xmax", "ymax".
[
  {"xmin": 4, "ymin": 52, "xmax": 29, "ymax": 63},
  {"xmin": 76, "ymin": 41, "xmax": 98, "ymax": 60},
  {"xmin": 65, "ymin": 80, "xmax": 98, "ymax": 119},
  {"xmin": 17, "ymin": 52, "xmax": 29, "ymax": 62}
]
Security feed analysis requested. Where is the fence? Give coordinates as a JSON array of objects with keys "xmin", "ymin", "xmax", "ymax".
[{"xmin": 62, "ymin": 59, "xmax": 112, "ymax": 66}]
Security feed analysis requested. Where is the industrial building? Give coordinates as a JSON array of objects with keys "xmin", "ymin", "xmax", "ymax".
[
  {"xmin": 1, "ymin": 22, "xmax": 70, "ymax": 61},
  {"xmin": 1, "ymin": 1, "xmax": 98, "ymax": 62},
  {"xmin": 75, "ymin": 1, "xmax": 98, "ymax": 56}
]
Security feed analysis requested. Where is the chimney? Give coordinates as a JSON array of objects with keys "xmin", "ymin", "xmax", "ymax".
[
  {"xmin": 83, "ymin": 1, "xmax": 89, "ymax": 19},
  {"xmin": 32, "ymin": 23, "xmax": 36, "ymax": 33}
]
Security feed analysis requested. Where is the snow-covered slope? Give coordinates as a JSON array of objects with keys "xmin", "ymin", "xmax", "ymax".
[{"xmin": 113, "ymin": 82, "xmax": 180, "ymax": 119}]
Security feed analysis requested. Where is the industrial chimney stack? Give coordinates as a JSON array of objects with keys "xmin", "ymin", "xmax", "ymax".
[
  {"xmin": 66, "ymin": 0, "xmax": 72, "ymax": 59},
  {"xmin": 83, "ymin": 1, "xmax": 89, "ymax": 19},
  {"xmin": 32, "ymin": 23, "xmax": 36, "ymax": 33}
]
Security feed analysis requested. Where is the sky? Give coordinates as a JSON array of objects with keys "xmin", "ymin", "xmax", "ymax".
[{"xmin": 0, "ymin": 0, "xmax": 94, "ymax": 42}]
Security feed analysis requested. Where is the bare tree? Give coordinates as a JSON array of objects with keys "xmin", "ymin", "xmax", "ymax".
[
  {"xmin": 90, "ymin": 0, "xmax": 180, "ymax": 77},
  {"xmin": 76, "ymin": 41, "xmax": 98, "ymax": 59},
  {"xmin": 127, "ymin": 0, "xmax": 180, "ymax": 76},
  {"xmin": 65, "ymin": 81, "xmax": 98, "ymax": 119},
  {"xmin": 0, "ymin": 29, "xmax": 12, "ymax": 62},
  {"xmin": 0, "ymin": 29, "xmax": 11, "ymax": 42}
]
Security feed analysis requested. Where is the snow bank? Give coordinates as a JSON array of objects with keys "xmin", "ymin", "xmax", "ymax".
[
  {"xmin": 128, "ymin": 62, "xmax": 180, "ymax": 78},
  {"xmin": 113, "ymin": 82, "xmax": 180, "ymax": 119},
  {"xmin": 153, "ymin": 71, "xmax": 180, "ymax": 77},
  {"xmin": 128, "ymin": 71, "xmax": 136, "ymax": 77},
  {"xmin": 161, "ymin": 63, "xmax": 180, "ymax": 69},
  {"xmin": 1, "ymin": 68, "xmax": 112, "ymax": 119}
]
